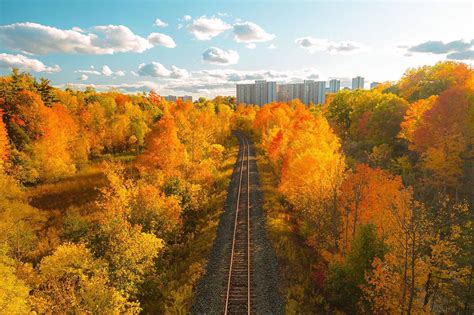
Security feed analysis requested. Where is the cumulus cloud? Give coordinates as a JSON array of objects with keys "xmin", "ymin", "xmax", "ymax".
[
  {"xmin": 187, "ymin": 16, "xmax": 230, "ymax": 40},
  {"xmin": 202, "ymin": 47, "xmax": 239, "ymax": 65},
  {"xmin": 246, "ymin": 43, "xmax": 256, "ymax": 49},
  {"xmin": 101, "ymin": 65, "xmax": 113, "ymax": 76},
  {"xmin": 268, "ymin": 44, "xmax": 277, "ymax": 49},
  {"xmin": 147, "ymin": 32, "xmax": 177, "ymax": 48},
  {"xmin": 57, "ymin": 81, "xmax": 160, "ymax": 93},
  {"xmin": 158, "ymin": 68, "xmax": 322, "ymax": 96},
  {"xmin": 78, "ymin": 74, "xmax": 88, "ymax": 81},
  {"xmin": 233, "ymin": 22, "xmax": 275, "ymax": 43},
  {"xmin": 75, "ymin": 65, "xmax": 125, "ymax": 77},
  {"xmin": 60, "ymin": 67, "xmax": 328, "ymax": 98},
  {"xmin": 405, "ymin": 39, "xmax": 473, "ymax": 60},
  {"xmin": 182, "ymin": 15, "xmax": 192, "ymax": 21},
  {"xmin": 0, "ymin": 22, "xmax": 153, "ymax": 55},
  {"xmin": 153, "ymin": 18, "xmax": 168, "ymax": 27},
  {"xmin": 75, "ymin": 69, "xmax": 101, "ymax": 75},
  {"xmin": 0, "ymin": 53, "xmax": 61, "ymax": 72},
  {"xmin": 137, "ymin": 62, "xmax": 189, "ymax": 78},
  {"xmin": 193, "ymin": 68, "xmax": 321, "ymax": 83},
  {"xmin": 295, "ymin": 37, "xmax": 365, "ymax": 54}
]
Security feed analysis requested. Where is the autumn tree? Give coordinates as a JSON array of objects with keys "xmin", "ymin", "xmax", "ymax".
[
  {"xmin": 397, "ymin": 61, "xmax": 473, "ymax": 102},
  {"xmin": 326, "ymin": 224, "xmax": 386, "ymax": 313},
  {"xmin": 278, "ymin": 109, "xmax": 345, "ymax": 250},
  {"xmin": 33, "ymin": 104, "xmax": 79, "ymax": 180},
  {"xmin": 137, "ymin": 115, "xmax": 186, "ymax": 176},
  {"xmin": 0, "ymin": 111, "xmax": 9, "ymax": 165},
  {"xmin": 410, "ymin": 86, "xmax": 473, "ymax": 192},
  {"xmin": 326, "ymin": 89, "xmax": 409, "ymax": 165},
  {"xmin": 32, "ymin": 243, "xmax": 139, "ymax": 314},
  {"xmin": 0, "ymin": 243, "xmax": 30, "ymax": 314},
  {"xmin": 338, "ymin": 164, "xmax": 410, "ymax": 253}
]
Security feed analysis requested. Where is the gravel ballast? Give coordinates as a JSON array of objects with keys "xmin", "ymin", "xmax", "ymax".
[{"xmin": 192, "ymin": 133, "xmax": 284, "ymax": 314}]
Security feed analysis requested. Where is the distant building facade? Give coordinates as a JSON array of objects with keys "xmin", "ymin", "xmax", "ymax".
[
  {"xmin": 370, "ymin": 82, "xmax": 381, "ymax": 89},
  {"xmin": 329, "ymin": 79, "xmax": 341, "ymax": 93},
  {"xmin": 181, "ymin": 95, "xmax": 193, "ymax": 103},
  {"xmin": 164, "ymin": 95, "xmax": 193, "ymax": 103},
  {"xmin": 237, "ymin": 80, "xmax": 326, "ymax": 106},
  {"xmin": 352, "ymin": 76, "xmax": 364, "ymax": 90}
]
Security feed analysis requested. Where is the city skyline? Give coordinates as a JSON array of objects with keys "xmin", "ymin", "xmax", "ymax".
[
  {"xmin": 0, "ymin": 0, "xmax": 473, "ymax": 98},
  {"xmin": 236, "ymin": 76, "xmax": 382, "ymax": 106}
]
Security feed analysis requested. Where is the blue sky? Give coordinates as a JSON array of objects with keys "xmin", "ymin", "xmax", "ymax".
[{"xmin": 0, "ymin": 0, "xmax": 473, "ymax": 97}]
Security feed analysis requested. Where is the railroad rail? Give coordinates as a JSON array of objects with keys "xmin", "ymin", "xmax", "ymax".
[{"xmin": 224, "ymin": 133, "xmax": 253, "ymax": 315}]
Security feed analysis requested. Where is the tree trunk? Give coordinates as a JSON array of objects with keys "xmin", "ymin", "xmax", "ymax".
[
  {"xmin": 401, "ymin": 235, "xmax": 409, "ymax": 315},
  {"xmin": 407, "ymin": 231, "xmax": 416, "ymax": 315}
]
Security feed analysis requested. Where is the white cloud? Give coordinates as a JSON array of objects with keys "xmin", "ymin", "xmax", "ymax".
[
  {"xmin": 59, "ymin": 67, "xmax": 328, "ymax": 98},
  {"xmin": 0, "ymin": 53, "xmax": 61, "ymax": 72},
  {"xmin": 101, "ymin": 65, "xmax": 113, "ymax": 76},
  {"xmin": 182, "ymin": 15, "xmax": 192, "ymax": 21},
  {"xmin": 147, "ymin": 32, "xmax": 177, "ymax": 48},
  {"xmin": 155, "ymin": 68, "xmax": 323, "ymax": 97},
  {"xmin": 194, "ymin": 68, "xmax": 321, "ymax": 83},
  {"xmin": 233, "ymin": 22, "xmax": 275, "ymax": 43},
  {"xmin": 75, "ymin": 65, "xmax": 125, "ymax": 77},
  {"xmin": 0, "ymin": 22, "xmax": 153, "ymax": 55},
  {"xmin": 202, "ymin": 47, "xmax": 239, "ymax": 65},
  {"xmin": 153, "ymin": 18, "xmax": 168, "ymax": 27},
  {"xmin": 78, "ymin": 74, "xmax": 88, "ymax": 81},
  {"xmin": 187, "ymin": 16, "xmax": 231, "ymax": 40},
  {"xmin": 268, "ymin": 44, "xmax": 277, "ymax": 49},
  {"xmin": 246, "ymin": 43, "xmax": 256, "ymax": 49},
  {"xmin": 137, "ymin": 62, "xmax": 189, "ymax": 78},
  {"xmin": 75, "ymin": 69, "xmax": 101, "ymax": 75},
  {"xmin": 56, "ymin": 81, "xmax": 160, "ymax": 93},
  {"xmin": 295, "ymin": 37, "xmax": 365, "ymax": 54}
]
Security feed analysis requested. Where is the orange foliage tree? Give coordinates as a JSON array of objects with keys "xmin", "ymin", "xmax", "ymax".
[
  {"xmin": 410, "ymin": 86, "xmax": 473, "ymax": 190},
  {"xmin": 137, "ymin": 114, "xmax": 186, "ymax": 176},
  {"xmin": 338, "ymin": 164, "xmax": 411, "ymax": 253},
  {"xmin": 33, "ymin": 104, "xmax": 79, "ymax": 180},
  {"xmin": 0, "ymin": 111, "xmax": 9, "ymax": 165}
]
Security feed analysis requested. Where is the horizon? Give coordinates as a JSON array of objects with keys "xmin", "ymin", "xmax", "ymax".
[{"xmin": 0, "ymin": 0, "xmax": 473, "ymax": 98}]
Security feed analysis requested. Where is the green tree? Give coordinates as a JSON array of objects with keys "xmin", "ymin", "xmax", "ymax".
[{"xmin": 326, "ymin": 224, "xmax": 386, "ymax": 313}]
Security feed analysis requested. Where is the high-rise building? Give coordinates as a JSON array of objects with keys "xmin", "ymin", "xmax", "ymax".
[
  {"xmin": 352, "ymin": 76, "xmax": 364, "ymax": 90},
  {"xmin": 236, "ymin": 83, "xmax": 255, "ymax": 105},
  {"xmin": 329, "ymin": 79, "xmax": 341, "ymax": 93},
  {"xmin": 237, "ymin": 80, "xmax": 276, "ymax": 105},
  {"xmin": 237, "ymin": 80, "xmax": 326, "ymax": 106},
  {"xmin": 164, "ymin": 95, "xmax": 177, "ymax": 102},
  {"xmin": 315, "ymin": 81, "xmax": 326, "ymax": 104},
  {"xmin": 370, "ymin": 82, "xmax": 381, "ymax": 89}
]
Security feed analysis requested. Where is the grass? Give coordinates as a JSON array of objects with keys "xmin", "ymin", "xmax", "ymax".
[
  {"xmin": 27, "ymin": 164, "xmax": 107, "ymax": 212},
  {"xmin": 256, "ymin": 152, "xmax": 327, "ymax": 314},
  {"xmin": 27, "ymin": 155, "xmax": 137, "ymax": 212}
]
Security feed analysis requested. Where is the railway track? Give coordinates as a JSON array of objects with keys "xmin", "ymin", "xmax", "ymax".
[{"xmin": 224, "ymin": 133, "xmax": 253, "ymax": 315}]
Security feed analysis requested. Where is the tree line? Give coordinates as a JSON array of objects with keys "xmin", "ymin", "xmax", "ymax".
[
  {"xmin": 0, "ymin": 61, "xmax": 472, "ymax": 313},
  {"xmin": 236, "ymin": 61, "xmax": 473, "ymax": 313}
]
